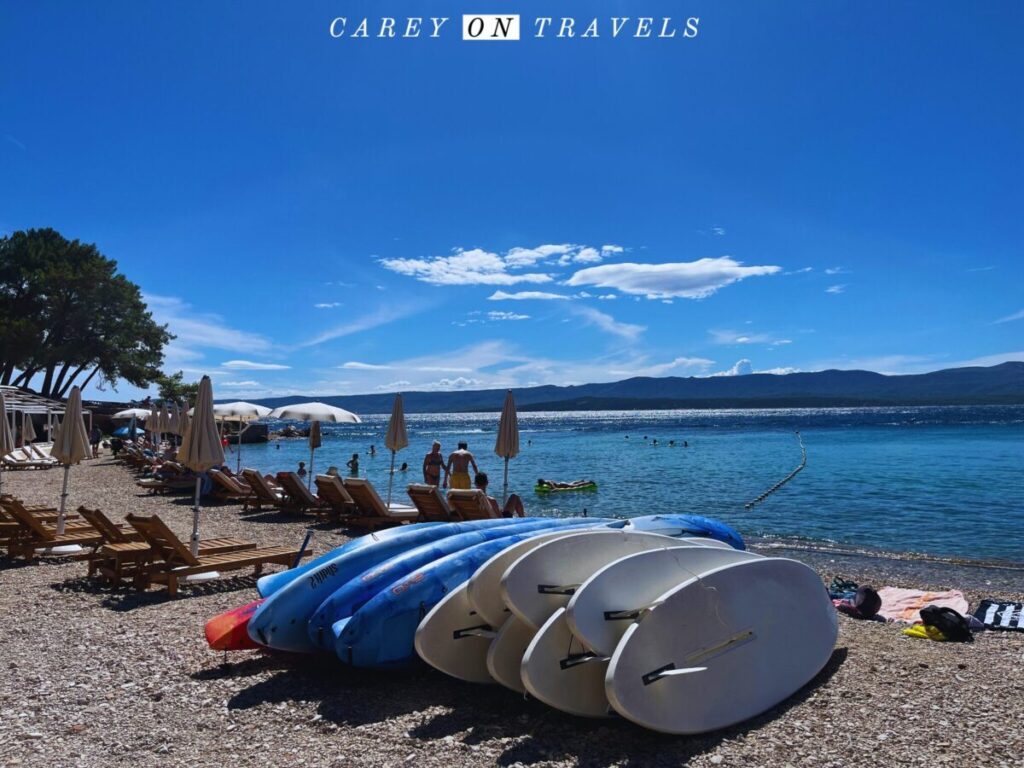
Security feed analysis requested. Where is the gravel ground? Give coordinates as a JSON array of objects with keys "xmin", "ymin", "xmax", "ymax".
[{"xmin": 1, "ymin": 457, "xmax": 1022, "ymax": 768}]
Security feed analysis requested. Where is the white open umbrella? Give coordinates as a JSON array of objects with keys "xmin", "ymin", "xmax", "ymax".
[
  {"xmin": 179, "ymin": 376, "xmax": 225, "ymax": 557},
  {"xmin": 213, "ymin": 401, "xmax": 271, "ymax": 473},
  {"xmin": 384, "ymin": 393, "xmax": 409, "ymax": 507},
  {"xmin": 268, "ymin": 402, "xmax": 361, "ymax": 423},
  {"xmin": 308, "ymin": 421, "xmax": 322, "ymax": 489},
  {"xmin": 113, "ymin": 408, "xmax": 152, "ymax": 420},
  {"xmin": 0, "ymin": 391, "xmax": 16, "ymax": 497},
  {"xmin": 494, "ymin": 390, "xmax": 520, "ymax": 506},
  {"xmin": 50, "ymin": 386, "xmax": 92, "ymax": 537}
]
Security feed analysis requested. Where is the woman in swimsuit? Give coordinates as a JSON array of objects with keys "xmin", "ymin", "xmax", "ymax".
[{"xmin": 423, "ymin": 441, "xmax": 446, "ymax": 487}]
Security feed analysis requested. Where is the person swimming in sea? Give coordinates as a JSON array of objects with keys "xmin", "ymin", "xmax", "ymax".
[
  {"xmin": 346, "ymin": 452, "xmax": 359, "ymax": 476},
  {"xmin": 536, "ymin": 478, "xmax": 595, "ymax": 490}
]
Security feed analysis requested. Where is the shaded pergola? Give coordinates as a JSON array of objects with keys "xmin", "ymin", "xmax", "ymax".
[{"xmin": 0, "ymin": 386, "xmax": 93, "ymax": 441}]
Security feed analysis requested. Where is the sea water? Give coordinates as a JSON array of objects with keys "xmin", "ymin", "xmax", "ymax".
[{"xmin": 228, "ymin": 406, "xmax": 1024, "ymax": 565}]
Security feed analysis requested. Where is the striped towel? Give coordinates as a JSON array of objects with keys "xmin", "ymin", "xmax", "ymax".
[{"xmin": 973, "ymin": 600, "xmax": 1024, "ymax": 631}]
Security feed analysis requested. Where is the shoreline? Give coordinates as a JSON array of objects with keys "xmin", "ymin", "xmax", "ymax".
[{"xmin": 1, "ymin": 458, "xmax": 1022, "ymax": 767}]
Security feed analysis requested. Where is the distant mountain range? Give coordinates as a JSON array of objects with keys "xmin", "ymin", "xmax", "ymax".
[{"xmin": 248, "ymin": 362, "xmax": 1024, "ymax": 413}]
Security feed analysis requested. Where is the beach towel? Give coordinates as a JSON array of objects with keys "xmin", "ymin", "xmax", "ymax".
[
  {"xmin": 973, "ymin": 600, "xmax": 1024, "ymax": 631},
  {"xmin": 876, "ymin": 587, "xmax": 969, "ymax": 624}
]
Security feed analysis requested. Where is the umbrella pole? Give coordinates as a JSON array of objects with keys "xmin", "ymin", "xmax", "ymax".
[
  {"xmin": 190, "ymin": 476, "xmax": 202, "ymax": 557},
  {"xmin": 237, "ymin": 423, "xmax": 246, "ymax": 474},
  {"xmin": 57, "ymin": 464, "xmax": 71, "ymax": 535},
  {"xmin": 502, "ymin": 457, "xmax": 510, "ymax": 507},
  {"xmin": 386, "ymin": 450, "xmax": 396, "ymax": 508},
  {"xmin": 308, "ymin": 447, "xmax": 314, "ymax": 490}
]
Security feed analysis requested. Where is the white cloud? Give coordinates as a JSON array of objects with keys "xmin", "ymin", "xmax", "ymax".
[
  {"xmin": 710, "ymin": 329, "xmax": 792, "ymax": 346},
  {"xmin": 487, "ymin": 311, "xmax": 530, "ymax": 321},
  {"xmin": 375, "ymin": 380, "xmax": 411, "ymax": 391},
  {"xmin": 785, "ymin": 267, "xmax": 813, "ymax": 275},
  {"xmin": 340, "ymin": 362, "xmax": 393, "ymax": 371},
  {"xmin": 712, "ymin": 227, "xmax": 726, "ymax": 236},
  {"xmin": 825, "ymin": 284, "xmax": 846, "ymax": 294},
  {"xmin": 609, "ymin": 356, "xmax": 714, "ymax": 377},
  {"xmin": 303, "ymin": 303, "xmax": 426, "ymax": 347},
  {"xmin": 573, "ymin": 306, "xmax": 646, "ymax": 340},
  {"xmin": 601, "ymin": 245, "xmax": 624, "ymax": 256},
  {"xmin": 994, "ymin": 309, "xmax": 1024, "ymax": 324},
  {"xmin": 313, "ymin": 302, "xmax": 341, "ymax": 309},
  {"xmin": 220, "ymin": 380, "xmax": 261, "ymax": 387},
  {"xmin": 947, "ymin": 351, "xmax": 1024, "ymax": 368},
  {"xmin": 221, "ymin": 360, "xmax": 291, "ymax": 370},
  {"xmin": 712, "ymin": 359, "xmax": 754, "ymax": 377},
  {"xmin": 825, "ymin": 267, "xmax": 850, "ymax": 275},
  {"xmin": 488, "ymin": 290, "xmax": 571, "ymax": 301},
  {"xmin": 756, "ymin": 367, "xmax": 800, "ymax": 375},
  {"xmin": 598, "ymin": 294, "xmax": 617, "ymax": 300},
  {"xmin": 566, "ymin": 257, "xmax": 780, "ymax": 300}
]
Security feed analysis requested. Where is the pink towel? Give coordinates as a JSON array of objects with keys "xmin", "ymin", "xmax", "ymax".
[{"xmin": 876, "ymin": 587, "xmax": 969, "ymax": 624}]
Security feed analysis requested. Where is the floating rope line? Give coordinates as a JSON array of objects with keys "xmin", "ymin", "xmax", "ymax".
[{"xmin": 744, "ymin": 431, "xmax": 806, "ymax": 509}]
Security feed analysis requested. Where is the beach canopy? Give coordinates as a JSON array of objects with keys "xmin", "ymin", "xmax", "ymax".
[
  {"xmin": 50, "ymin": 386, "xmax": 92, "ymax": 535},
  {"xmin": 179, "ymin": 376, "xmax": 225, "ymax": 556},
  {"xmin": 113, "ymin": 408, "xmax": 152, "ymax": 420},
  {"xmin": 384, "ymin": 394, "xmax": 408, "ymax": 507},
  {"xmin": 494, "ymin": 390, "xmax": 520, "ymax": 505},
  {"xmin": 0, "ymin": 391, "xmax": 15, "ymax": 496},
  {"xmin": 113, "ymin": 426, "xmax": 144, "ymax": 438},
  {"xmin": 269, "ymin": 402, "xmax": 361, "ymax": 423}
]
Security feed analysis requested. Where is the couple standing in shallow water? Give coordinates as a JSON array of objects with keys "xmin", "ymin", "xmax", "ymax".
[
  {"xmin": 422, "ymin": 440, "xmax": 477, "ymax": 490},
  {"xmin": 422, "ymin": 440, "xmax": 523, "ymax": 517}
]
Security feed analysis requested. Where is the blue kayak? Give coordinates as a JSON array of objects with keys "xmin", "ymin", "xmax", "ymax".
[
  {"xmin": 249, "ymin": 518, "xmax": 550, "ymax": 652},
  {"xmin": 256, "ymin": 523, "xmax": 442, "ymax": 598},
  {"xmin": 306, "ymin": 518, "xmax": 609, "ymax": 650},
  {"xmin": 625, "ymin": 513, "xmax": 745, "ymax": 550}
]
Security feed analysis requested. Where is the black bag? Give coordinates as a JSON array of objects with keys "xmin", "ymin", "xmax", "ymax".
[{"xmin": 920, "ymin": 605, "xmax": 973, "ymax": 642}]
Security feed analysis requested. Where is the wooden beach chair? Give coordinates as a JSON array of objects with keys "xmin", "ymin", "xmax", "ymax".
[
  {"xmin": 406, "ymin": 484, "xmax": 455, "ymax": 522},
  {"xmin": 446, "ymin": 489, "xmax": 499, "ymax": 521},
  {"xmin": 78, "ymin": 507, "xmax": 253, "ymax": 587},
  {"xmin": 240, "ymin": 469, "xmax": 286, "ymax": 512},
  {"xmin": 3, "ymin": 499, "xmax": 107, "ymax": 561},
  {"xmin": 314, "ymin": 475, "xmax": 357, "ymax": 518},
  {"xmin": 341, "ymin": 478, "xmax": 419, "ymax": 529},
  {"xmin": 2, "ymin": 450, "xmax": 56, "ymax": 470},
  {"xmin": 277, "ymin": 472, "xmax": 328, "ymax": 515},
  {"xmin": 209, "ymin": 469, "xmax": 254, "ymax": 503},
  {"xmin": 125, "ymin": 514, "xmax": 309, "ymax": 596}
]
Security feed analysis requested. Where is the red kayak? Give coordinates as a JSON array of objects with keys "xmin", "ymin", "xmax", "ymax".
[{"xmin": 205, "ymin": 598, "xmax": 266, "ymax": 651}]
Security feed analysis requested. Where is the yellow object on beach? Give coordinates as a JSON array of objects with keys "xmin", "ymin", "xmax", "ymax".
[
  {"xmin": 902, "ymin": 624, "xmax": 948, "ymax": 642},
  {"xmin": 450, "ymin": 472, "xmax": 471, "ymax": 490}
]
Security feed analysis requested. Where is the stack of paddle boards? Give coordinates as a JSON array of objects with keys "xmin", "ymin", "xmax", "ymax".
[
  {"xmin": 205, "ymin": 514, "xmax": 744, "ymax": 666},
  {"xmin": 414, "ymin": 528, "xmax": 837, "ymax": 735}
]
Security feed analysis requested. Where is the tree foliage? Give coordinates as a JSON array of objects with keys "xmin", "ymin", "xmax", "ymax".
[
  {"xmin": 155, "ymin": 371, "xmax": 199, "ymax": 403},
  {"xmin": 0, "ymin": 228, "xmax": 172, "ymax": 398}
]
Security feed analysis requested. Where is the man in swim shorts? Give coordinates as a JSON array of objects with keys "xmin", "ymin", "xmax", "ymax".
[
  {"xmin": 422, "ymin": 440, "xmax": 447, "ymax": 487},
  {"xmin": 446, "ymin": 441, "xmax": 478, "ymax": 490}
]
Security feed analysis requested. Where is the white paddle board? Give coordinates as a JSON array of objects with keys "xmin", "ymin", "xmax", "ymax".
[
  {"xmin": 500, "ymin": 530, "xmax": 693, "ymax": 630},
  {"xmin": 605, "ymin": 557, "xmax": 837, "ymax": 735},
  {"xmin": 485, "ymin": 615, "xmax": 536, "ymax": 693},
  {"xmin": 520, "ymin": 607, "xmax": 613, "ymax": 718},
  {"xmin": 414, "ymin": 582, "xmax": 495, "ymax": 684},
  {"xmin": 566, "ymin": 546, "xmax": 763, "ymax": 656}
]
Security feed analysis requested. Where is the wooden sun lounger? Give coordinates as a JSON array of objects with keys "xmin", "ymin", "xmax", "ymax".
[
  {"xmin": 3, "ymin": 450, "xmax": 56, "ymax": 469},
  {"xmin": 3, "ymin": 498, "xmax": 107, "ymax": 560},
  {"xmin": 76, "ymin": 507, "xmax": 254, "ymax": 587},
  {"xmin": 126, "ymin": 513, "xmax": 310, "ymax": 596},
  {"xmin": 241, "ymin": 469, "xmax": 286, "ymax": 512},
  {"xmin": 277, "ymin": 472, "xmax": 328, "ymax": 515},
  {"xmin": 314, "ymin": 475, "xmax": 358, "ymax": 518},
  {"xmin": 446, "ymin": 489, "xmax": 500, "ymax": 521},
  {"xmin": 209, "ymin": 469, "xmax": 254, "ymax": 503},
  {"xmin": 406, "ymin": 484, "xmax": 455, "ymax": 522},
  {"xmin": 341, "ymin": 478, "xmax": 419, "ymax": 530}
]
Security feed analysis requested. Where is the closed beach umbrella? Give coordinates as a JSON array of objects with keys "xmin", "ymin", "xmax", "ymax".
[
  {"xmin": 308, "ymin": 421, "xmax": 322, "ymax": 489},
  {"xmin": 268, "ymin": 402, "xmax": 361, "ymax": 424},
  {"xmin": 0, "ymin": 391, "xmax": 15, "ymax": 496},
  {"xmin": 168, "ymin": 403, "xmax": 180, "ymax": 436},
  {"xmin": 179, "ymin": 376, "xmax": 225, "ymax": 556},
  {"xmin": 21, "ymin": 411, "xmax": 37, "ymax": 445},
  {"xmin": 50, "ymin": 386, "xmax": 92, "ymax": 535},
  {"xmin": 213, "ymin": 402, "xmax": 271, "ymax": 473},
  {"xmin": 494, "ymin": 390, "xmax": 520, "ymax": 506},
  {"xmin": 384, "ymin": 393, "xmax": 409, "ymax": 507}
]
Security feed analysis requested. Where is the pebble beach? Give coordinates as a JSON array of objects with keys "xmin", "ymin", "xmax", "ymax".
[{"xmin": 1, "ymin": 458, "xmax": 1022, "ymax": 768}]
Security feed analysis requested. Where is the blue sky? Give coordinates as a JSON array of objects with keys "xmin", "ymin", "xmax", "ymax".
[{"xmin": 2, "ymin": 1, "xmax": 1021, "ymax": 401}]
